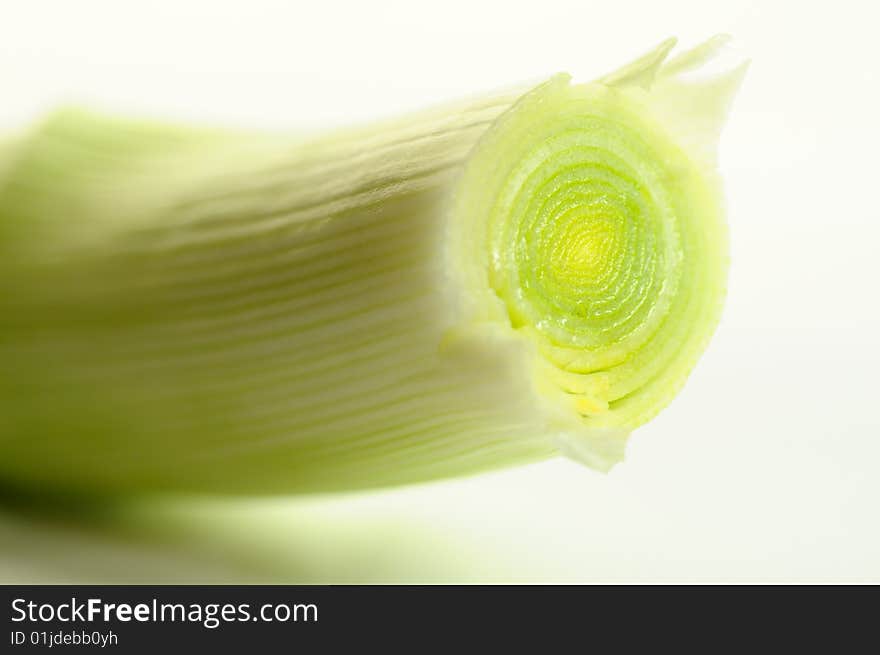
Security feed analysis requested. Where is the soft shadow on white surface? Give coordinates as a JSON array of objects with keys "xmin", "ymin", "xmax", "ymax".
[{"xmin": 0, "ymin": 493, "xmax": 507, "ymax": 584}]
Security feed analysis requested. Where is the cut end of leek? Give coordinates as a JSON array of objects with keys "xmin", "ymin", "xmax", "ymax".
[{"xmin": 448, "ymin": 36, "xmax": 745, "ymax": 469}]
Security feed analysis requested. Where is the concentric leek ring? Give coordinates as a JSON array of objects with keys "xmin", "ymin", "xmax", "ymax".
[{"xmin": 451, "ymin": 74, "xmax": 727, "ymax": 430}]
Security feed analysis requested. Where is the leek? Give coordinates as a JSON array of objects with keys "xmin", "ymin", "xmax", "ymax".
[{"xmin": 0, "ymin": 37, "xmax": 746, "ymax": 494}]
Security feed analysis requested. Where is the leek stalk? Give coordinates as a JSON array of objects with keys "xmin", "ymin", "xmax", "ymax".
[{"xmin": 0, "ymin": 37, "xmax": 746, "ymax": 494}]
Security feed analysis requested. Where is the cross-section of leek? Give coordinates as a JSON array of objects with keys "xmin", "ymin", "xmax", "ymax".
[{"xmin": 0, "ymin": 37, "xmax": 746, "ymax": 494}]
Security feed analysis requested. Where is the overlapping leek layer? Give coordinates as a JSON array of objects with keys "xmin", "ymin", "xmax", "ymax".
[{"xmin": 0, "ymin": 37, "xmax": 745, "ymax": 494}]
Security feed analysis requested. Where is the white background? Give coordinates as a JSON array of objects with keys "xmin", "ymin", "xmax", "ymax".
[{"xmin": 1, "ymin": 0, "xmax": 878, "ymax": 582}]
